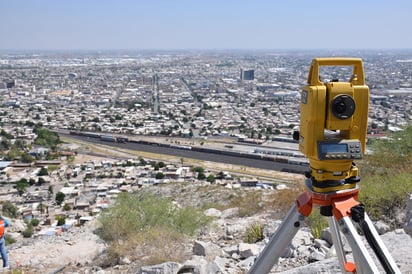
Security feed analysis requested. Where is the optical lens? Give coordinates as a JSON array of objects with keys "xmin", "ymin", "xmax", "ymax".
[{"xmin": 331, "ymin": 95, "xmax": 355, "ymax": 119}]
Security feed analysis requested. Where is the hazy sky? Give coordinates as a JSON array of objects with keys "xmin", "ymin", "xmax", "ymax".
[{"xmin": 1, "ymin": 0, "xmax": 411, "ymax": 51}]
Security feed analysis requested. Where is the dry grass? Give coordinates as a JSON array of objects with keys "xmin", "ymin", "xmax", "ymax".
[{"xmin": 107, "ymin": 227, "xmax": 191, "ymax": 265}]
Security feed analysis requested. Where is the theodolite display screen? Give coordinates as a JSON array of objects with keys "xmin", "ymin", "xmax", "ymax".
[
  {"xmin": 318, "ymin": 140, "xmax": 362, "ymax": 160},
  {"xmin": 320, "ymin": 143, "xmax": 348, "ymax": 153}
]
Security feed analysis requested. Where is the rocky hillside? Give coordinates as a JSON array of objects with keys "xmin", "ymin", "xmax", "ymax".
[{"xmin": 6, "ymin": 181, "xmax": 412, "ymax": 273}]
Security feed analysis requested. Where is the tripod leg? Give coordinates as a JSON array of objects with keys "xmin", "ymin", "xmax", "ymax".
[
  {"xmin": 339, "ymin": 216, "xmax": 380, "ymax": 273},
  {"xmin": 327, "ymin": 216, "xmax": 356, "ymax": 273},
  {"xmin": 248, "ymin": 203, "xmax": 306, "ymax": 274}
]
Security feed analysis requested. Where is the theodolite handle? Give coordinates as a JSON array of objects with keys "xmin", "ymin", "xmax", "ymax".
[{"xmin": 307, "ymin": 57, "xmax": 365, "ymax": 86}]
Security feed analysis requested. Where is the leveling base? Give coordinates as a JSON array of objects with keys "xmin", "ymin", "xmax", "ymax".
[{"xmin": 248, "ymin": 179, "xmax": 401, "ymax": 274}]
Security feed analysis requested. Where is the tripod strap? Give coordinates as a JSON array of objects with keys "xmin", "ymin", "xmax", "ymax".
[{"xmin": 351, "ymin": 205, "xmax": 396, "ymax": 274}]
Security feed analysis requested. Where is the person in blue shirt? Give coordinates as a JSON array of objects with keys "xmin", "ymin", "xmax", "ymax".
[{"xmin": 0, "ymin": 216, "xmax": 9, "ymax": 269}]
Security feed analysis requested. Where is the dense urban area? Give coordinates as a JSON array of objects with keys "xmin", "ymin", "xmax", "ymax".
[{"xmin": 0, "ymin": 49, "xmax": 412, "ymax": 272}]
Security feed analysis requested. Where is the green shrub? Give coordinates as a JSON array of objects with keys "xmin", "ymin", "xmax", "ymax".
[
  {"xmin": 206, "ymin": 174, "xmax": 216, "ymax": 183},
  {"xmin": 1, "ymin": 201, "xmax": 18, "ymax": 218},
  {"xmin": 37, "ymin": 167, "xmax": 49, "ymax": 176},
  {"xmin": 56, "ymin": 215, "xmax": 66, "ymax": 226},
  {"xmin": 98, "ymin": 192, "xmax": 211, "ymax": 242},
  {"xmin": 34, "ymin": 128, "xmax": 61, "ymax": 148},
  {"xmin": 55, "ymin": 191, "xmax": 65, "ymax": 205},
  {"xmin": 63, "ymin": 203, "xmax": 71, "ymax": 211},
  {"xmin": 171, "ymin": 205, "xmax": 211, "ymax": 236},
  {"xmin": 5, "ymin": 235, "xmax": 15, "ymax": 245},
  {"xmin": 97, "ymin": 192, "xmax": 212, "ymax": 265},
  {"xmin": 22, "ymin": 224, "xmax": 33, "ymax": 238},
  {"xmin": 31, "ymin": 219, "xmax": 40, "ymax": 226},
  {"xmin": 244, "ymin": 223, "xmax": 264, "ymax": 243},
  {"xmin": 155, "ymin": 172, "xmax": 164, "ymax": 179}
]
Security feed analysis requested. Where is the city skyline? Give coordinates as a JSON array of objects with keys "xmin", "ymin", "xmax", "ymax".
[{"xmin": 1, "ymin": 0, "xmax": 412, "ymax": 51}]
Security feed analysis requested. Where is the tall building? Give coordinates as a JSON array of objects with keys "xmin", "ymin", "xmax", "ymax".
[{"xmin": 240, "ymin": 69, "xmax": 254, "ymax": 81}]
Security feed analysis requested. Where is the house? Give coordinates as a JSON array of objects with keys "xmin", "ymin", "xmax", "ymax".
[
  {"xmin": 59, "ymin": 186, "xmax": 78, "ymax": 197},
  {"xmin": 0, "ymin": 161, "xmax": 13, "ymax": 171}
]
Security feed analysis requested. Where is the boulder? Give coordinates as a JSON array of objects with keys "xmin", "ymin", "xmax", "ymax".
[
  {"xmin": 374, "ymin": 220, "xmax": 391, "ymax": 235},
  {"xmin": 222, "ymin": 245, "xmax": 238, "ymax": 257},
  {"xmin": 309, "ymin": 249, "xmax": 326, "ymax": 261},
  {"xmin": 238, "ymin": 243, "xmax": 260, "ymax": 259},
  {"xmin": 220, "ymin": 208, "xmax": 239, "ymax": 219},
  {"xmin": 203, "ymin": 208, "xmax": 222, "ymax": 218},
  {"xmin": 178, "ymin": 256, "xmax": 222, "ymax": 274},
  {"xmin": 193, "ymin": 240, "xmax": 221, "ymax": 258},
  {"xmin": 141, "ymin": 262, "xmax": 181, "ymax": 274}
]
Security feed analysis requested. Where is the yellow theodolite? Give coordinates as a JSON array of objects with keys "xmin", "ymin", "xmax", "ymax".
[{"xmin": 295, "ymin": 58, "xmax": 369, "ymax": 191}]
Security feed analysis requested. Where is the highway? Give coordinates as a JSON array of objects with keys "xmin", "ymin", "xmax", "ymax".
[{"xmin": 59, "ymin": 133, "xmax": 308, "ymax": 174}]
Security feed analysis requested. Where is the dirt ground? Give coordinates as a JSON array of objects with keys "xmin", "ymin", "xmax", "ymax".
[{"xmin": 7, "ymin": 220, "xmax": 106, "ymax": 273}]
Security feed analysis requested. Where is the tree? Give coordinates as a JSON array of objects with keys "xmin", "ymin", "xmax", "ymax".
[
  {"xmin": 38, "ymin": 167, "xmax": 49, "ymax": 176},
  {"xmin": 20, "ymin": 152, "xmax": 34, "ymax": 163},
  {"xmin": 37, "ymin": 203, "xmax": 46, "ymax": 215},
  {"xmin": 25, "ymin": 120, "xmax": 35, "ymax": 127},
  {"xmin": 15, "ymin": 179, "xmax": 29, "ymax": 196},
  {"xmin": 55, "ymin": 191, "xmax": 66, "ymax": 205},
  {"xmin": 155, "ymin": 172, "xmax": 165, "ymax": 179},
  {"xmin": 0, "ymin": 137, "xmax": 11, "ymax": 150},
  {"xmin": 37, "ymin": 177, "xmax": 46, "ymax": 185},
  {"xmin": 5, "ymin": 148, "xmax": 19, "ymax": 161},
  {"xmin": 34, "ymin": 128, "xmax": 60, "ymax": 148},
  {"xmin": 139, "ymin": 157, "xmax": 147, "ymax": 166},
  {"xmin": 197, "ymin": 172, "xmax": 206, "ymax": 180},
  {"xmin": 29, "ymin": 178, "xmax": 36, "ymax": 186},
  {"xmin": 1, "ymin": 129, "xmax": 13, "ymax": 139},
  {"xmin": 56, "ymin": 215, "xmax": 66, "ymax": 226},
  {"xmin": 48, "ymin": 185, "xmax": 53, "ymax": 196},
  {"xmin": 206, "ymin": 174, "xmax": 216, "ymax": 183},
  {"xmin": 216, "ymin": 171, "xmax": 225, "ymax": 180},
  {"xmin": 191, "ymin": 166, "xmax": 204, "ymax": 173},
  {"xmin": 63, "ymin": 203, "xmax": 71, "ymax": 211}
]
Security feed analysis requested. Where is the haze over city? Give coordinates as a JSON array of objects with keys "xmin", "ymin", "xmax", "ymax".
[{"xmin": 1, "ymin": 0, "xmax": 412, "ymax": 51}]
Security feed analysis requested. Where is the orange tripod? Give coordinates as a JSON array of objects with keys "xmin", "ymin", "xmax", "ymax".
[{"xmin": 248, "ymin": 178, "xmax": 401, "ymax": 274}]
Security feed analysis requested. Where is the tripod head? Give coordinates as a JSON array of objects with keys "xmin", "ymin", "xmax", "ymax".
[{"xmin": 294, "ymin": 58, "xmax": 369, "ymax": 192}]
